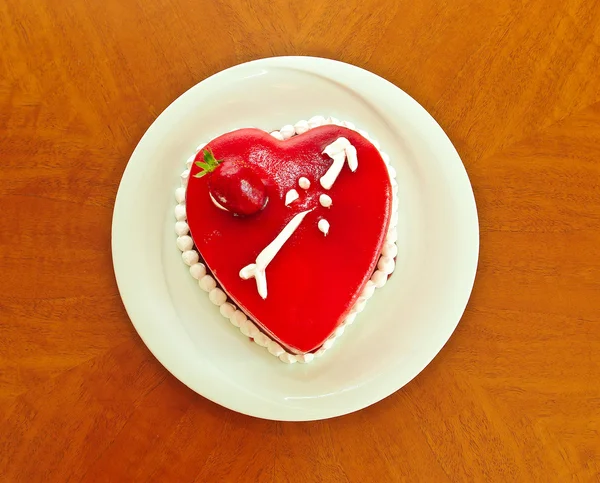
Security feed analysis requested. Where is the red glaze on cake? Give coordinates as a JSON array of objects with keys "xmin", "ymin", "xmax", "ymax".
[{"xmin": 186, "ymin": 125, "xmax": 392, "ymax": 354}]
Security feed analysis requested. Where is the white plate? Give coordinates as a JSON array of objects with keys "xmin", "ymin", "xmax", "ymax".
[{"xmin": 112, "ymin": 56, "xmax": 479, "ymax": 421}]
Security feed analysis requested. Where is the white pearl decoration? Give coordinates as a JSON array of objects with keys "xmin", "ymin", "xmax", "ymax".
[
  {"xmin": 175, "ymin": 221, "xmax": 189, "ymax": 236},
  {"xmin": 285, "ymin": 189, "xmax": 299, "ymax": 206},
  {"xmin": 174, "ymin": 204, "xmax": 186, "ymax": 221},
  {"xmin": 318, "ymin": 219, "xmax": 330, "ymax": 236},
  {"xmin": 378, "ymin": 256, "xmax": 395, "ymax": 275},
  {"xmin": 299, "ymin": 353, "xmax": 315, "ymax": 364},
  {"xmin": 180, "ymin": 170, "xmax": 190, "ymax": 188},
  {"xmin": 254, "ymin": 332, "xmax": 270, "ymax": 347},
  {"xmin": 199, "ymin": 275, "xmax": 216, "ymax": 292},
  {"xmin": 382, "ymin": 242, "xmax": 398, "ymax": 258},
  {"xmin": 230, "ymin": 310, "xmax": 247, "ymax": 328},
  {"xmin": 189, "ymin": 263, "xmax": 206, "ymax": 280},
  {"xmin": 361, "ymin": 280, "xmax": 376, "ymax": 299},
  {"xmin": 176, "ymin": 236, "xmax": 193, "ymax": 252},
  {"xmin": 319, "ymin": 194, "xmax": 332, "ymax": 208},
  {"xmin": 182, "ymin": 250, "xmax": 199, "ymax": 266},
  {"xmin": 186, "ymin": 154, "xmax": 196, "ymax": 170},
  {"xmin": 298, "ymin": 177, "xmax": 311, "ymax": 190},
  {"xmin": 294, "ymin": 120, "xmax": 309, "ymax": 135},
  {"xmin": 209, "ymin": 288, "xmax": 227, "ymax": 306},
  {"xmin": 219, "ymin": 302, "xmax": 236, "ymax": 319},
  {"xmin": 267, "ymin": 341, "xmax": 284, "ymax": 356},
  {"xmin": 279, "ymin": 352, "xmax": 297, "ymax": 364},
  {"xmin": 371, "ymin": 270, "xmax": 388, "ymax": 288},
  {"xmin": 175, "ymin": 187, "xmax": 186, "ymax": 204},
  {"xmin": 280, "ymin": 125, "xmax": 295, "ymax": 140},
  {"xmin": 308, "ymin": 115, "xmax": 325, "ymax": 128}
]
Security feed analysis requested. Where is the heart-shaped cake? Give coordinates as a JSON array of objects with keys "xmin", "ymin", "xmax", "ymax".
[{"xmin": 174, "ymin": 116, "xmax": 398, "ymax": 364}]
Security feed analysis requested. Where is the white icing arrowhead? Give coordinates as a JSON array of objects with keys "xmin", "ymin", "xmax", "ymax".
[{"xmin": 319, "ymin": 137, "xmax": 358, "ymax": 189}]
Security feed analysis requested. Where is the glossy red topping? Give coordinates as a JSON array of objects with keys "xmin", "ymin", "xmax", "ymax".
[{"xmin": 186, "ymin": 125, "xmax": 392, "ymax": 354}]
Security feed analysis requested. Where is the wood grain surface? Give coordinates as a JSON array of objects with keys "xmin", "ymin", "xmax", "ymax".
[{"xmin": 1, "ymin": 0, "xmax": 599, "ymax": 481}]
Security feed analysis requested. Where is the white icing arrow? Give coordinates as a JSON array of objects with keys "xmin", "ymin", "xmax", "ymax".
[
  {"xmin": 240, "ymin": 209, "xmax": 313, "ymax": 299},
  {"xmin": 320, "ymin": 137, "xmax": 358, "ymax": 190}
]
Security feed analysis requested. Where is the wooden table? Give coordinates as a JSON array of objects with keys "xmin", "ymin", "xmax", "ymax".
[{"xmin": 1, "ymin": 0, "xmax": 599, "ymax": 481}]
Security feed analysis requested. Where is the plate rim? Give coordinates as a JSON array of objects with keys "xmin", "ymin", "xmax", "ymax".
[{"xmin": 112, "ymin": 55, "xmax": 479, "ymax": 421}]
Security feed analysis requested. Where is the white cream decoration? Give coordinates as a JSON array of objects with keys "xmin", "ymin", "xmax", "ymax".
[
  {"xmin": 180, "ymin": 169, "xmax": 190, "ymax": 188},
  {"xmin": 182, "ymin": 250, "xmax": 199, "ymax": 266},
  {"xmin": 354, "ymin": 298, "xmax": 367, "ymax": 313},
  {"xmin": 360, "ymin": 280, "xmax": 376, "ymax": 299},
  {"xmin": 254, "ymin": 332, "xmax": 270, "ymax": 347},
  {"xmin": 299, "ymin": 353, "xmax": 315, "ymax": 363},
  {"xmin": 246, "ymin": 322, "xmax": 260, "ymax": 340},
  {"xmin": 267, "ymin": 341, "xmax": 285, "ymax": 357},
  {"xmin": 186, "ymin": 154, "xmax": 196, "ymax": 170},
  {"xmin": 322, "ymin": 339, "xmax": 335, "ymax": 350},
  {"xmin": 320, "ymin": 137, "xmax": 358, "ymax": 190},
  {"xmin": 357, "ymin": 129, "xmax": 370, "ymax": 140},
  {"xmin": 298, "ymin": 177, "xmax": 311, "ymax": 190},
  {"xmin": 220, "ymin": 302, "xmax": 236, "ymax": 319},
  {"xmin": 294, "ymin": 120, "xmax": 309, "ymax": 135},
  {"xmin": 344, "ymin": 312, "xmax": 357, "ymax": 325},
  {"xmin": 241, "ymin": 320, "xmax": 260, "ymax": 338},
  {"xmin": 371, "ymin": 270, "xmax": 388, "ymax": 288},
  {"xmin": 319, "ymin": 194, "xmax": 332, "ymax": 208},
  {"xmin": 174, "ymin": 204, "xmax": 186, "ymax": 221},
  {"xmin": 279, "ymin": 352, "xmax": 297, "ymax": 364},
  {"xmin": 382, "ymin": 242, "xmax": 398, "ymax": 258},
  {"xmin": 378, "ymin": 256, "xmax": 395, "ymax": 274},
  {"xmin": 176, "ymin": 236, "xmax": 194, "ymax": 252},
  {"xmin": 284, "ymin": 189, "xmax": 299, "ymax": 206},
  {"xmin": 308, "ymin": 115, "xmax": 325, "ymax": 129},
  {"xmin": 345, "ymin": 146, "xmax": 358, "ymax": 171},
  {"xmin": 318, "ymin": 219, "xmax": 330, "ymax": 236},
  {"xmin": 195, "ymin": 142, "xmax": 206, "ymax": 153},
  {"xmin": 386, "ymin": 229, "xmax": 398, "ymax": 243},
  {"xmin": 189, "ymin": 263, "xmax": 207, "ymax": 280},
  {"xmin": 239, "ymin": 321, "xmax": 252, "ymax": 337},
  {"xmin": 209, "ymin": 288, "xmax": 227, "ymax": 306},
  {"xmin": 175, "ymin": 221, "xmax": 189, "ymax": 236},
  {"xmin": 199, "ymin": 274, "xmax": 217, "ymax": 292},
  {"xmin": 314, "ymin": 347, "xmax": 326, "ymax": 357},
  {"xmin": 240, "ymin": 209, "xmax": 313, "ymax": 299},
  {"xmin": 230, "ymin": 310, "xmax": 247, "ymax": 328},
  {"xmin": 175, "ymin": 117, "xmax": 398, "ymax": 364},
  {"xmin": 280, "ymin": 125, "xmax": 295, "ymax": 140},
  {"xmin": 175, "ymin": 187, "xmax": 186, "ymax": 204}
]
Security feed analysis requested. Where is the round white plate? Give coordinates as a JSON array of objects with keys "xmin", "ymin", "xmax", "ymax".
[{"xmin": 112, "ymin": 56, "xmax": 479, "ymax": 421}]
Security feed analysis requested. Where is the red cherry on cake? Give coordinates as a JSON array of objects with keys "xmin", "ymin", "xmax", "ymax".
[{"xmin": 194, "ymin": 150, "xmax": 268, "ymax": 216}]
